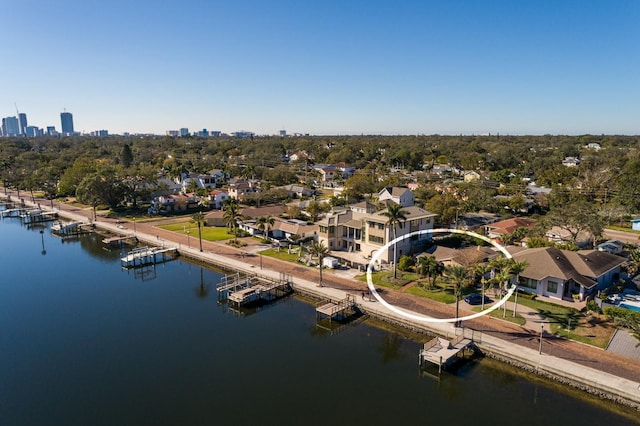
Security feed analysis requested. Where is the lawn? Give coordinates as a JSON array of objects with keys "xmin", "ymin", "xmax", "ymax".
[
  {"xmin": 471, "ymin": 305, "xmax": 527, "ymax": 326},
  {"xmin": 157, "ymin": 221, "xmax": 233, "ymax": 241},
  {"xmin": 355, "ymin": 271, "xmax": 417, "ymax": 290},
  {"xmin": 405, "ymin": 285, "xmax": 456, "ymax": 303},
  {"xmin": 259, "ymin": 247, "xmax": 302, "ymax": 263},
  {"xmin": 506, "ymin": 295, "xmax": 614, "ymax": 348}
]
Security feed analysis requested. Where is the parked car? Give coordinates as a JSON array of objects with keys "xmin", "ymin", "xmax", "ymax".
[{"xmin": 464, "ymin": 293, "xmax": 492, "ymax": 305}]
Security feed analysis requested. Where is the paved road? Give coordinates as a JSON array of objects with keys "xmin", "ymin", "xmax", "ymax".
[
  {"xmin": 603, "ymin": 228, "xmax": 640, "ymax": 245},
  {"xmin": 4, "ymin": 190, "xmax": 640, "ymax": 385}
]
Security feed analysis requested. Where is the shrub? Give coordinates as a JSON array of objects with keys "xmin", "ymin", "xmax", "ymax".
[
  {"xmin": 397, "ymin": 255, "xmax": 415, "ymax": 272},
  {"xmin": 604, "ymin": 306, "xmax": 640, "ymax": 326},
  {"xmin": 585, "ymin": 300, "xmax": 602, "ymax": 314}
]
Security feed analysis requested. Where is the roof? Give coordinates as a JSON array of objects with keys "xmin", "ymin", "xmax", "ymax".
[
  {"xmin": 380, "ymin": 186, "xmax": 411, "ymax": 197},
  {"xmin": 371, "ymin": 205, "xmax": 437, "ymax": 222},
  {"xmin": 419, "ymin": 245, "xmax": 498, "ymax": 265},
  {"xmin": 486, "ymin": 217, "xmax": 536, "ymax": 235},
  {"xmin": 512, "ymin": 247, "xmax": 625, "ymax": 289}
]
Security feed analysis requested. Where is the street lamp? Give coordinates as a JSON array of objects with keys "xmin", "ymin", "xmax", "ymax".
[{"xmin": 539, "ymin": 323, "xmax": 544, "ymax": 354}]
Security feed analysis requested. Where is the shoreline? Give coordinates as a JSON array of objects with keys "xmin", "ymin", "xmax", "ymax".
[{"xmin": 2, "ymin": 193, "xmax": 639, "ymax": 410}]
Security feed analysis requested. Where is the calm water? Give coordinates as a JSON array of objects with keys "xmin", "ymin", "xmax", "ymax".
[{"xmin": 1, "ymin": 214, "xmax": 638, "ymax": 426}]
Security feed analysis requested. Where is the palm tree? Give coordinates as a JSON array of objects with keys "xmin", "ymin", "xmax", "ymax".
[
  {"xmin": 493, "ymin": 267, "xmax": 513, "ymax": 318},
  {"xmin": 474, "ymin": 263, "xmax": 492, "ymax": 310},
  {"xmin": 256, "ymin": 215, "xmax": 275, "ymax": 241},
  {"xmin": 222, "ymin": 198, "xmax": 241, "ymax": 244},
  {"xmin": 507, "ymin": 259, "xmax": 529, "ymax": 317},
  {"xmin": 444, "ymin": 264, "xmax": 470, "ymax": 327},
  {"xmin": 191, "ymin": 211, "xmax": 205, "ymax": 252},
  {"xmin": 381, "ymin": 203, "xmax": 408, "ymax": 279},
  {"xmin": 417, "ymin": 255, "xmax": 442, "ymax": 289},
  {"xmin": 308, "ymin": 241, "xmax": 329, "ymax": 287}
]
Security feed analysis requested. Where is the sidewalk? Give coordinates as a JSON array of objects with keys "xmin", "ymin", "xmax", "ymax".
[{"xmin": 2, "ymin": 190, "xmax": 640, "ymax": 408}]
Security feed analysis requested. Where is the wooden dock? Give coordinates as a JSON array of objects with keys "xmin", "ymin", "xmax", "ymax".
[
  {"xmin": 316, "ymin": 294, "xmax": 357, "ymax": 322},
  {"xmin": 102, "ymin": 234, "xmax": 138, "ymax": 246},
  {"xmin": 419, "ymin": 334, "xmax": 474, "ymax": 373},
  {"xmin": 219, "ymin": 272, "xmax": 292, "ymax": 307},
  {"xmin": 1, "ymin": 207, "xmax": 27, "ymax": 218},
  {"xmin": 21, "ymin": 210, "xmax": 58, "ymax": 224},
  {"xmin": 120, "ymin": 246, "xmax": 178, "ymax": 268}
]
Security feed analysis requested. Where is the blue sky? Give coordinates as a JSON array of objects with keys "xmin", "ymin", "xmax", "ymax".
[{"xmin": 2, "ymin": 0, "xmax": 639, "ymax": 135}]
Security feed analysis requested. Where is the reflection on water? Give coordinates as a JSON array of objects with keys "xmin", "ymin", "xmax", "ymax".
[{"xmin": 0, "ymin": 218, "xmax": 638, "ymax": 426}]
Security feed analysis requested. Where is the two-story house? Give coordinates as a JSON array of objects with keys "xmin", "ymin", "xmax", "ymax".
[
  {"xmin": 317, "ymin": 205, "xmax": 437, "ymax": 268},
  {"xmin": 378, "ymin": 187, "xmax": 414, "ymax": 207},
  {"xmin": 228, "ymin": 178, "xmax": 256, "ymax": 200}
]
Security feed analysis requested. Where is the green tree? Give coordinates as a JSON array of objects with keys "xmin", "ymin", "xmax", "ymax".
[
  {"xmin": 76, "ymin": 167, "xmax": 124, "ymax": 213},
  {"xmin": 58, "ymin": 158, "xmax": 98, "ymax": 196},
  {"xmin": 381, "ymin": 203, "xmax": 408, "ymax": 279},
  {"xmin": 306, "ymin": 200, "xmax": 330, "ymax": 222},
  {"xmin": 256, "ymin": 215, "xmax": 275, "ymax": 240},
  {"xmin": 223, "ymin": 198, "xmax": 241, "ymax": 243},
  {"xmin": 121, "ymin": 144, "xmax": 133, "ymax": 168},
  {"xmin": 308, "ymin": 241, "xmax": 329, "ymax": 287},
  {"xmin": 474, "ymin": 263, "xmax": 492, "ymax": 310},
  {"xmin": 191, "ymin": 211, "xmax": 206, "ymax": 252},
  {"xmin": 444, "ymin": 265, "xmax": 470, "ymax": 327}
]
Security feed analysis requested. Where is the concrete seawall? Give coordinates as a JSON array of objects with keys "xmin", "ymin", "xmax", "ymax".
[{"xmin": 2, "ymin": 194, "xmax": 639, "ymax": 410}]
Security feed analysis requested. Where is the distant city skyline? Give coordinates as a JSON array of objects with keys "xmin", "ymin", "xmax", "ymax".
[{"xmin": 1, "ymin": 1, "xmax": 639, "ymax": 136}]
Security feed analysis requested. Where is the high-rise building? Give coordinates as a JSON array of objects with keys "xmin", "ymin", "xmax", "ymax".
[
  {"xmin": 60, "ymin": 112, "xmax": 74, "ymax": 134},
  {"xmin": 2, "ymin": 116, "xmax": 20, "ymax": 136},
  {"xmin": 18, "ymin": 113, "xmax": 27, "ymax": 136},
  {"xmin": 180, "ymin": 128, "xmax": 189, "ymax": 137},
  {"xmin": 26, "ymin": 126, "xmax": 39, "ymax": 137},
  {"xmin": 46, "ymin": 126, "xmax": 57, "ymax": 136}
]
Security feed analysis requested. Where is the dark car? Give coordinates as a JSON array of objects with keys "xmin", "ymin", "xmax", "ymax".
[{"xmin": 464, "ymin": 293, "xmax": 492, "ymax": 305}]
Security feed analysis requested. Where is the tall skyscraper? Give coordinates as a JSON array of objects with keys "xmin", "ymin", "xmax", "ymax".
[
  {"xmin": 18, "ymin": 113, "xmax": 27, "ymax": 136},
  {"xmin": 60, "ymin": 111, "xmax": 74, "ymax": 134},
  {"xmin": 2, "ymin": 116, "xmax": 20, "ymax": 136}
]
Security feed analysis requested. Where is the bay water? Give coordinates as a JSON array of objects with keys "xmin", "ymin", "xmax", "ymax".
[{"xmin": 1, "ymin": 215, "xmax": 638, "ymax": 425}]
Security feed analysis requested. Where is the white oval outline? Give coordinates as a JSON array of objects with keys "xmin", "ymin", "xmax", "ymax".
[{"xmin": 366, "ymin": 228, "xmax": 515, "ymax": 323}]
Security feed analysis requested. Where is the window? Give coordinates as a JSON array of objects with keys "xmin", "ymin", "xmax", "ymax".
[
  {"xmin": 377, "ymin": 223, "xmax": 385, "ymax": 230},
  {"xmin": 369, "ymin": 235, "xmax": 384, "ymax": 244},
  {"xmin": 547, "ymin": 280, "xmax": 559, "ymax": 293},
  {"xmin": 319, "ymin": 225, "xmax": 327, "ymax": 233},
  {"xmin": 521, "ymin": 278, "xmax": 537, "ymax": 290}
]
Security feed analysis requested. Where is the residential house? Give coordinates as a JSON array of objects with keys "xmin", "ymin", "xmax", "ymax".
[
  {"xmin": 148, "ymin": 193, "xmax": 198, "ymax": 215},
  {"xmin": 208, "ymin": 189, "xmax": 229, "ymax": 209},
  {"xmin": 378, "ymin": 186, "xmax": 414, "ymax": 207},
  {"xmin": 511, "ymin": 247, "xmax": 625, "ymax": 302},
  {"xmin": 179, "ymin": 171, "xmax": 222, "ymax": 192},
  {"xmin": 271, "ymin": 218, "xmax": 317, "ymax": 242},
  {"xmin": 334, "ymin": 162, "xmax": 356, "ymax": 178},
  {"xmin": 456, "ymin": 212, "xmax": 499, "ymax": 231},
  {"xmin": 632, "ymin": 218, "xmax": 640, "ymax": 231},
  {"xmin": 153, "ymin": 177, "xmax": 182, "ymax": 197},
  {"xmin": 463, "ymin": 170, "xmax": 481, "ymax": 182},
  {"xmin": 485, "ymin": 217, "xmax": 536, "ymax": 242},
  {"xmin": 289, "ymin": 151, "xmax": 310, "ymax": 162},
  {"xmin": 277, "ymin": 184, "xmax": 314, "ymax": 198},
  {"xmin": 545, "ymin": 226, "xmax": 592, "ymax": 248},
  {"xmin": 562, "ymin": 157, "xmax": 581, "ymax": 167},
  {"xmin": 418, "ymin": 245, "xmax": 498, "ymax": 268},
  {"xmin": 313, "ymin": 164, "xmax": 338, "ymax": 183},
  {"xmin": 316, "ymin": 205, "xmax": 437, "ymax": 268},
  {"xmin": 228, "ymin": 178, "xmax": 256, "ymax": 200},
  {"xmin": 350, "ymin": 200, "xmax": 377, "ymax": 214}
]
